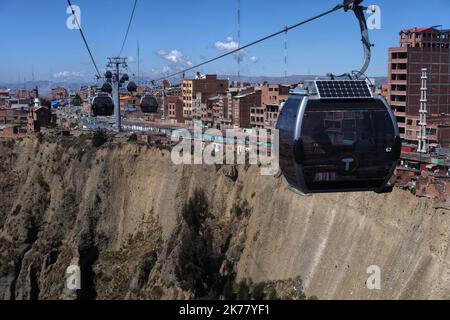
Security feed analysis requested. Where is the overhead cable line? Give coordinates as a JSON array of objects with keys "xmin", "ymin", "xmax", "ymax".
[
  {"xmin": 118, "ymin": 0, "xmax": 138, "ymax": 57},
  {"xmin": 152, "ymin": 2, "xmax": 348, "ymax": 82},
  {"xmin": 67, "ymin": 0, "xmax": 102, "ymax": 79}
]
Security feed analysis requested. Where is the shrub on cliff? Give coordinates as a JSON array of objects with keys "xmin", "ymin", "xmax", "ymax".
[
  {"xmin": 128, "ymin": 133, "xmax": 138, "ymax": 142},
  {"xmin": 92, "ymin": 129, "xmax": 108, "ymax": 148}
]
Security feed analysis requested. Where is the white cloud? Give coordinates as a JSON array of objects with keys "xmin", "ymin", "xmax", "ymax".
[
  {"xmin": 214, "ymin": 38, "xmax": 239, "ymax": 51},
  {"xmin": 52, "ymin": 71, "xmax": 84, "ymax": 79},
  {"xmin": 157, "ymin": 49, "xmax": 184, "ymax": 63},
  {"xmin": 155, "ymin": 49, "xmax": 193, "ymax": 76},
  {"xmin": 214, "ymin": 36, "xmax": 249, "ymax": 63}
]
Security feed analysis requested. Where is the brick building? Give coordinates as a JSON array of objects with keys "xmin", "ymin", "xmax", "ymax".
[
  {"xmin": 0, "ymin": 125, "xmax": 23, "ymax": 137},
  {"xmin": 0, "ymin": 108, "xmax": 28, "ymax": 136},
  {"xmin": 0, "ymin": 89, "xmax": 11, "ymax": 107},
  {"xmin": 165, "ymin": 96, "xmax": 184, "ymax": 123},
  {"xmin": 388, "ymin": 27, "xmax": 450, "ymax": 147},
  {"xmin": 261, "ymin": 83, "xmax": 290, "ymax": 129},
  {"xmin": 27, "ymin": 106, "xmax": 54, "ymax": 133},
  {"xmin": 182, "ymin": 74, "xmax": 228, "ymax": 121},
  {"xmin": 201, "ymin": 95, "xmax": 230, "ymax": 129},
  {"xmin": 48, "ymin": 87, "xmax": 69, "ymax": 101},
  {"xmin": 16, "ymin": 89, "xmax": 37, "ymax": 101},
  {"xmin": 232, "ymin": 87, "xmax": 262, "ymax": 129}
]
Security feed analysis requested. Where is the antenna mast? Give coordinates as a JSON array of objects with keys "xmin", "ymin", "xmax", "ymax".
[
  {"xmin": 284, "ymin": 26, "xmax": 288, "ymax": 83},
  {"xmin": 237, "ymin": 0, "xmax": 241, "ymax": 86},
  {"xmin": 137, "ymin": 41, "xmax": 140, "ymax": 85}
]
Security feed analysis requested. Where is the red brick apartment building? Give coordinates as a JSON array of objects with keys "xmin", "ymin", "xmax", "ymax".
[
  {"xmin": 0, "ymin": 89, "xmax": 10, "ymax": 107},
  {"xmin": 165, "ymin": 96, "xmax": 184, "ymax": 124},
  {"xmin": 261, "ymin": 83, "xmax": 290, "ymax": 129},
  {"xmin": 0, "ymin": 102, "xmax": 55, "ymax": 136},
  {"xmin": 232, "ymin": 87, "xmax": 262, "ymax": 129},
  {"xmin": 27, "ymin": 106, "xmax": 54, "ymax": 133},
  {"xmin": 388, "ymin": 27, "xmax": 450, "ymax": 147},
  {"xmin": 182, "ymin": 75, "xmax": 228, "ymax": 120},
  {"xmin": 0, "ymin": 108, "xmax": 28, "ymax": 136},
  {"xmin": 201, "ymin": 95, "xmax": 229, "ymax": 129},
  {"xmin": 47, "ymin": 87, "xmax": 69, "ymax": 101}
]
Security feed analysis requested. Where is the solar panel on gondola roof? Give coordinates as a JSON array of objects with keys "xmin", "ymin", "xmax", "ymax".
[{"xmin": 315, "ymin": 80, "xmax": 372, "ymax": 99}]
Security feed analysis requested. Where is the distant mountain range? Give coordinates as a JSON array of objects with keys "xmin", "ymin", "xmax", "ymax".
[
  {"xmin": 219, "ymin": 75, "xmax": 388, "ymax": 88},
  {"xmin": 0, "ymin": 80, "xmax": 91, "ymax": 94},
  {"xmin": 0, "ymin": 75, "xmax": 388, "ymax": 94}
]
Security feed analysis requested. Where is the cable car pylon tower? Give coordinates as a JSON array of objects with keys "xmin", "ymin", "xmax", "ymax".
[{"xmin": 107, "ymin": 57, "xmax": 128, "ymax": 132}]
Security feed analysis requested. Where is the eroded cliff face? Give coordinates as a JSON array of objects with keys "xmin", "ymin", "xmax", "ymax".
[{"xmin": 0, "ymin": 136, "xmax": 449, "ymax": 300}]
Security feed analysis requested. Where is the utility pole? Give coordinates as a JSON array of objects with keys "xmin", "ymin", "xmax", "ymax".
[
  {"xmin": 137, "ymin": 41, "xmax": 140, "ymax": 85},
  {"xmin": 162, "ymin": 83, "xmax": 166, "ymax": 120},
  {"xmin": 107, "ymin": 57, "xmax": 128, "ymax": 132},
  {"xmin": 284, "ymin": 26, "xmax": 288, "ymax": 84}
]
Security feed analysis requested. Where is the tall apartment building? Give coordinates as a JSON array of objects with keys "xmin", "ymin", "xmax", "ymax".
[
  {"xmin": 165, "ymin": 96, "xmax": 184, "ymax": 123},
  {"xmin": 182, "ymin": 74, "xmax": 228, "ymax": 121},
  {"xmin": 232, "ymin": 87, "xmax": 262, "ymax": 129},
  {"xmin": 388, "ymin": 27, "xmax": 450, "ymax": 147},
  {"xmin": 0, "ymin": 89, "xmax": 11, "ymax": 107},
  {"xmin": 48, "ymin": 87, "xmax": 69, "ymax": 101},
  {"xmin": 201, "ymin": 94, "xmax": 230, "ymax": 129},
  {"xmin": 261, "ymin": 83, "xmax": 290, "ymax": 129}
]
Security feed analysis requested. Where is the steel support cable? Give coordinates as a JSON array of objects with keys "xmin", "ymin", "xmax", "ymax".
[
  {"xmin": 118, "ymin": 0, "xmax": 138, "ymax": 57},
  {"xmin": 67, "ymin": 0, "xmax": 102, "ymax": 79},
  {"xmin": 151, "ymin": 3, "xmax": 346, "ymax": 82}
]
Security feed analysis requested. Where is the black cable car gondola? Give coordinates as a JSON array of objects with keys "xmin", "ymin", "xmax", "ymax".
[
  {"xmin": 276, "ymin": 80, "xmax": 401, "ymax": 194},
  {"xmin": 92, "ymin": 92, "xmax": 114, "ymax": 117},
  {"xmin": 140, "ymin": 93, "xmax": 159, "ymax": 114}
]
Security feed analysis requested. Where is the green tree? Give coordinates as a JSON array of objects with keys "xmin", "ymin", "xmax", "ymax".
[
  {"xmin": 236, "ymin": 280, "xmax": 250, "ymax": 300},
  {"xmin": 251, "ymin": 282, "xmax": 266, "ymax": 300},
  {"xmin": 128, "ymin": 133, "xmax": 138, "ymax": 142},
  {"xmin": 72, "ymin": 93, "xmax": 83, "ymax": 106}
]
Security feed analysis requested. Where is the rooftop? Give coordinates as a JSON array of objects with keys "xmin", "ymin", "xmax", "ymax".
[{"xmin": 401, "ymin": 26, "xmax": 450, "ymax": 34}]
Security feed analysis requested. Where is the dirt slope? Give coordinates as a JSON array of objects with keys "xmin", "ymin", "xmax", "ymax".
[{"xmin": 0, "ymin": 136, "xmax": 449, "ymax": 300}]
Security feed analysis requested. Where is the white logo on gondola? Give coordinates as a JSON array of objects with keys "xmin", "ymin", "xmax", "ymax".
[{"xmin": 341, "ymin": 158, "xmax": 355, "ymax": 172}]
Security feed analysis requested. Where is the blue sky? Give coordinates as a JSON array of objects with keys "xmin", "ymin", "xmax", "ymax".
[{"xmin": 0, "ymin": 0, "xmax": 449, "ymax": 82}]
